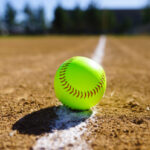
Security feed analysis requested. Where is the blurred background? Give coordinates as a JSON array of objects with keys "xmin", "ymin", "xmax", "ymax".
[{"xmin": 0, "ymin": 0, "xmax": 150, "ymax": 35}]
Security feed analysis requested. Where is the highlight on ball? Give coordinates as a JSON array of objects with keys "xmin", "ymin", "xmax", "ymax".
[{"xmin": 54, "ymin": 56, "xmax": 106, "ymax": 110}]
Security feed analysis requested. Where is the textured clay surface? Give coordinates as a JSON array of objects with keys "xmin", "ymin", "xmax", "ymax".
[{"xmin": 0, "ymin": 36, "xmax": 150, "ymax": 150}]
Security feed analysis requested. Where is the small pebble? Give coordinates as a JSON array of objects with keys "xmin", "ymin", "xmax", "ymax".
[
  {"xmin": 146, "ymin": 107, "xmax": 150, "ymax": 111},
  {"xmin": 9, "ymin": 130, "xmax": 17, "ymax": 137}
]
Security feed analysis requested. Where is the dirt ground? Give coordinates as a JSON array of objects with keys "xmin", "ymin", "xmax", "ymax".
[{"xmin": 0, "ymin": 36, "xmax": 150, "ymax": 150}]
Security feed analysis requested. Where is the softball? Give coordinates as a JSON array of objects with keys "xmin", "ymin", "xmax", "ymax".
[{"xmin": 54, "ymin": 56, "xmax": 106, "ymax": 110}]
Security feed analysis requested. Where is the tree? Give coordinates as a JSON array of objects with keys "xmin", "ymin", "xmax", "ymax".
[
  {"xmin": 142, "ymin": 0, "xmax": 150, "ymax": 24},
  {"xmin": 71, "ymin": 7, "xmax": 85, "ymax": 33},
  {"xmin": 142, "ymin": 7, "xmax": 150, "ymax": 24},
  {"xmin": 117, "ymin": 17, "xmax": 133, "ymax": 33},
  {"xmin": 23, "ymin": 4, "xmax": 35, "ymax": 34},
  {"xmin": 4, "ymin": 3, "xmax": 17, "ymax": 33},
  {"xmin": 35, "ymin": 7, "xmax": 47, "ymax": 33},
  {"xmin": 101, "ymin": 10, "xmax": 116, "ymax": 33},
  {"xmin": 23, "ymin": 5, "xmax": 47, "ymax": 34},
  {"xmin": 52, "ymin": 6, "xmax": 73, "ymax": 33},
  {"xmin": 85, "ymin": 4, "xmax": 102, "ymax": 33},
  {"xmin": 0, "ymin": 18, "xmax": 2, "ymax": 34}
]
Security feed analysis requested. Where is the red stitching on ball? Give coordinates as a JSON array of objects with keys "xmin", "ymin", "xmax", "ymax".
[
  {"xmin": 59, "ymin": 60, "xmax": 105, "ymax": 99},
  {"xmin": 93, "ymin": 89, "xmax": 96, "ymax": 95},
  {"xmin": 88, "ymin": 91, "xmax": 90, "ymax": 98},
  {"xmin": 76, "ymin": 91, "xmax": 80, "ymax": 98},
  {"xmin": 80, "ymin": 91, "xmax": 83, "ymax": 98},
  {"xmin": 69, "ymin": 88, "xmax": 74, "ymax": 94},
  {"xmin": 97, "ymin": 84, "xmax": 101, "ymax": 89},
  {"xmin": 60, "ymin": 73, "xmax": 65, "ymax": 76},
  {"xmin": 95, "ymin": 87, "xmax": 98, "ymax": 92},
  {"xmin": 98, "ymin": 82, "xmax": 102, "ymax": 87},
  {"xmin": 60, "ymin": 70, "xmax": 66, "ymax": 74},
  {"xmin": 62, "ymin": 81, "xmax": 67, "ymax": 86},
  {"xmin": 59, "ymin": 76, "xmax": 65, "ymax": 80},
  {"xmin": 61, "ymin": 68, "xmax": 67, "ymax": 71},
  {"xmin": 73, "ymin": 89, "xmax": 77, "ymax": 96},
  {"xmin": 64, "ymin": 63, "xmax": 70, "ymax": 67},
  {"xmin": 84, "ymin": 92, "xmax": 86, "ymax": 99},
  {"xmin": 67, "ymin": 85, "xmax": 71, "ymax": 92},
  {"xmin": 64, "ymin": 83, "xmax": 69, "ymax": 89},
  {"xmin": 60, "ymin": 79, "xmax": 66, "ymax": 83}
]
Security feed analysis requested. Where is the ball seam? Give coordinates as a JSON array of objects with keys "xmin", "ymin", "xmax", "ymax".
[{"xmin": 59, "ymin": 59, "xmax": 105, "ymax": 99}]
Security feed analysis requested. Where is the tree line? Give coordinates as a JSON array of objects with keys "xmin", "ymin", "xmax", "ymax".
[{"xmin": 0, "ymin": 3, "xmax": 150, "ymax": 35}]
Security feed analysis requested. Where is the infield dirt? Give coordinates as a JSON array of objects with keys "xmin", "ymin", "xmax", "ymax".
[{"xmin": 0, "ymin": 36, "xmax": 150, "ymax": 150}]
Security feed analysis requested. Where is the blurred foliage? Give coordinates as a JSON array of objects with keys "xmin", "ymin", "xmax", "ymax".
[
  {"xmin": 142, "ymin": 7, "xmax": 150, "ymax": 24},
  {"xmin": 117, "ymin": 17, "xmax": 133, "ymax": 33},
  {"xmin": 72, "ymin": 7, "xmax": 85, "ymax": 33},
  {"xmin": 53, "ymin": 6, "xmax": 73, "ymax": 33},
  {"xmin": 84, "ymin": 4, "xmax": 102, "ymax": 33},
  {"xmin": 52, "ymin": 5, "xmax": 117, "ymax": 34},
  {"xmin": 101, "ymin": 10, "xmax": 116, "ymax": 33},
  {"xmin": 0, "ymin": 2, "xmax": 150, "ymax": 35},
  {"xmin": 4, "ymin": 3, "xmax": 17, "ymax": 33},
  {"xmin": 24, "ymin": 5, "xmax": 46, "ymax": 34}
]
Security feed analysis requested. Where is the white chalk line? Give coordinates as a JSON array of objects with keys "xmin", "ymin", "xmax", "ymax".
[
  {"xmin": 92, "ymin": 35, "xmax": 107, "ymax": 64},
  {"xmin": 33, "ymin": 106, "xmax": 95, "ymax": 150},
  {"xmin": 33, "ymin": 36, "xmax": 107, "ymax": 150}
]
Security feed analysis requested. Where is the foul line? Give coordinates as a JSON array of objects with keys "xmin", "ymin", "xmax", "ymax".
[
  {"xmin": 33, "ymin": 35, "xmax": 107, "ymax": 150},
  {"xmin": 92, "ymin": 35, "xmax": 107, "ymax": 64}
]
